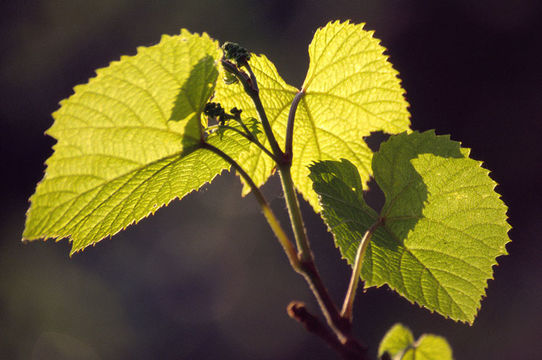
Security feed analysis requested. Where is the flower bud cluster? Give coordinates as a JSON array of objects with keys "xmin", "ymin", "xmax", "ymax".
[
  {"xmin": 204, "ymin": 102, "xmax": 242, "ymax": 124},
  {"xmin": 222, "ymin": 42, "xmax": 251, "ymax": 65}
]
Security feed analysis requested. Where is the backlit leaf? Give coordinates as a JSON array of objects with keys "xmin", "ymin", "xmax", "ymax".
[
  {"xmin": 23, "ymin": 31, "xmax": 251, "ymax": 254},
  {"xmin": 378, "ymin": 323, "xmax": 415, "ymax": 359},
  {"xmin": 310, "ymin": 131, "xmax": 510, "ymax": 322},
  {"xmin": 378, "ymin": 323, "xmax": 453, "ymax": 360},
  {"xmin": 214, "ymin": 20, "xmax": 410, "ymax": 210}
]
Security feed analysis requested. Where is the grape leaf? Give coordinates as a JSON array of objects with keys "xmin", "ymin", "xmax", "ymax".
[
  {"xmin": 23, "ymin": 30, "xmax": 251, "ymax": 254},
  {"xmin": 309, "ymin": 131, "xmax": 511, "ymax": 323},
  {"xmin": 378, "ymin": 323, "xmax": 414, "ymax": 359},
  {"xmin": 214, "ymin": 20, "xmax": 410, "ymax": 210},
  {"xmin": 378, "ymin": 323, "xmax": 453, "ymax": 360}
]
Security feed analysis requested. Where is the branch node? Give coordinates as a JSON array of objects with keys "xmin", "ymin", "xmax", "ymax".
[{"xmin": 287, "ymin": 301, "xmax": 367, "ymax": 360}]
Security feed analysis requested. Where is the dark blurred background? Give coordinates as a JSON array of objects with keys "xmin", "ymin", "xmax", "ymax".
[{"xmin": 1, "ymin": 1, "xmax": 541, "ymax": 359}]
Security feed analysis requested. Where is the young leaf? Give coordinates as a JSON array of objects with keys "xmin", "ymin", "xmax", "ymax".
[
  {"xmin": 23, "ymin": 31, "xmax": 250, "ymax": 254},
  {"xmin": 214, "ymin": 20, "xmax": 410, "ymax": 210},
  {"xmin": 378, "ymin": 323, "xmax": 453, "ymax": 360},
  {"xmin": 378, "ymin": 323, "xmax": 415, "ymax": 358},
  {"xmin": 309, "ymin": 131, "xmax": 510, "ymax": 323},
  {"xmin": 297, "ymin": 20, "xmax": 410, "ymax": 209}
]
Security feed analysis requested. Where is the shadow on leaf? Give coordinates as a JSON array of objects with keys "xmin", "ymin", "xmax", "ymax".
[{"xmin": 168, "ymin": 55, "xmax": 218, "ymax": 150}]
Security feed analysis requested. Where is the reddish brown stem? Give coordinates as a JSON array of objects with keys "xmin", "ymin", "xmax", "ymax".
[{"xmin": 288, "ymin": 302, "xmax": 368, "ymax": 360}]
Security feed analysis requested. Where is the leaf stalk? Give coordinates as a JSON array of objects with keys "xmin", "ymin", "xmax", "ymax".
[
  {"xmin": 285, "ymin": 89, "xmax": 305, "ymax": 159},
  {"xmin": 206, "ymin": 123, "xmax": 277, "ymax": 161},
  {"xmin": 200, "ymin": 141, "xmax": 300, "ymax": 272},
  {"xmin": 341, "ymin": 218, "xmax": 383, "ymax": 321},
  {"xmin": 277, "ymin": 166, "xmax": 312, "ymax": 261}
]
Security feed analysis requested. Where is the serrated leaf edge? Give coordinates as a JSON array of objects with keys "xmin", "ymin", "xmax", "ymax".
[
  {"xmin": 311, "ymin": 131, "xmax": 511, "ymax": 324},
  {"xmin": 23, "ymin": 30, "xmax": 222, "ymax": 254}
]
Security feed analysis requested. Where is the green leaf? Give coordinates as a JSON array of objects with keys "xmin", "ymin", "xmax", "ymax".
[
  {"xmin": 214, "ymin": 20, "xmax": 410, "ymax": 210},
  {"xmin": 378, "ymin": 323, "xmax": 453, "ymax": 360},
  {"xmin": 309, "ymin": 131, "xmax": 510, "ymax": 323},
  {"xmin": 378, "ymin": 323, "xmax": 415, "ymax": 359},
  {"xmin": 408, "ymin": 335, "xmax": 454, "ymax": 360},
  {"xmin": 23, "ymin": 30, "xmax": 250, "ymax": 254}
]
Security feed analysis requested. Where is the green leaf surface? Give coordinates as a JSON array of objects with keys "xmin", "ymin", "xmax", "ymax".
[
  {"xmin": 378, "ymin": 323, "xmax": 453, "ymax": 360},
  {"xmin": 23, "ymin": 30, "xmax": 250, "ymax": 254},
  {"xmin": 378, "ymin": 323, "xmax": 414, "ymax": 358},
  {"xmin": 214, "ymin": 20, "xmax": 410, "ymax": 210},
  {"xmin": 309, "ymin": 131, "xmax": 510, "ymax": 322}
]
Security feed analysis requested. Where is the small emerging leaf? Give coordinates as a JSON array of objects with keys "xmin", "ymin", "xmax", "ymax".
[
  {"xmin": 310, "ymin": 131, "xmax": 511, "ymax": 323},
  {"xmin": 23, "ymin": 30, "xmax": 251, "ymax": 254},
  {"xmin": 378, "ymin": 323, "xmax": 415, "ymax": 358},
  {"xmin": 378, "ymin": 323, "xmax": 453, "ymax": 360}
]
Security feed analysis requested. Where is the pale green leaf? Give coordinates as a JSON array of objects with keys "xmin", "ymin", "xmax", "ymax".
[
  {"xmin": 406, "ymin": 335, "xmax": 454, "ymax": 360},
  {"xmin": 378, "ymin": 323, "xmax": 453, "ymax": 360},
  {"xmin": 378, "ymin": 323, "xmax": 414, "ymax": 358},
  {"xmin": 309, "ymin": 131, "xmax": 511, "ymax": 323},
  {"xmin": 23, "ymin": 30, "xmax": 250, "ymax": 254},
  {"xmin": 214, "ymin": 20, "xmax": 410, "ymax": 210}
]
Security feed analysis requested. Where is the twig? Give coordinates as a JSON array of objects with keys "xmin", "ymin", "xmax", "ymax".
[
  {"xmin": 221, "ymin": 59, "xmax": 284, "ymax": 160},
  {"xmin": 288, "ymin": 302, "xmax": 368, "ymax": 360},
  {"xmin": 221, "ymin": 50, "xmax": 371, "ymax": 359},
  {"xmin": 200, "ymin": 141, "xmax": 300, "ymax": 272}
]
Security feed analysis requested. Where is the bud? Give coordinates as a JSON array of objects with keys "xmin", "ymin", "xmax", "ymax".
[
  {"xmin": 223, "ymin": 70, "xmax": 239, "ymax": 85},
  {"xmin": 222, "ymin": 42, "xmax": 251, "ymax": 65},
  {"xmin": 230, "ymin": 107, "xmax": 242, "ymax": 118},
  {"xmin": 203, "ymin": 102, "xmax": 225, "ymax": 118}
]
